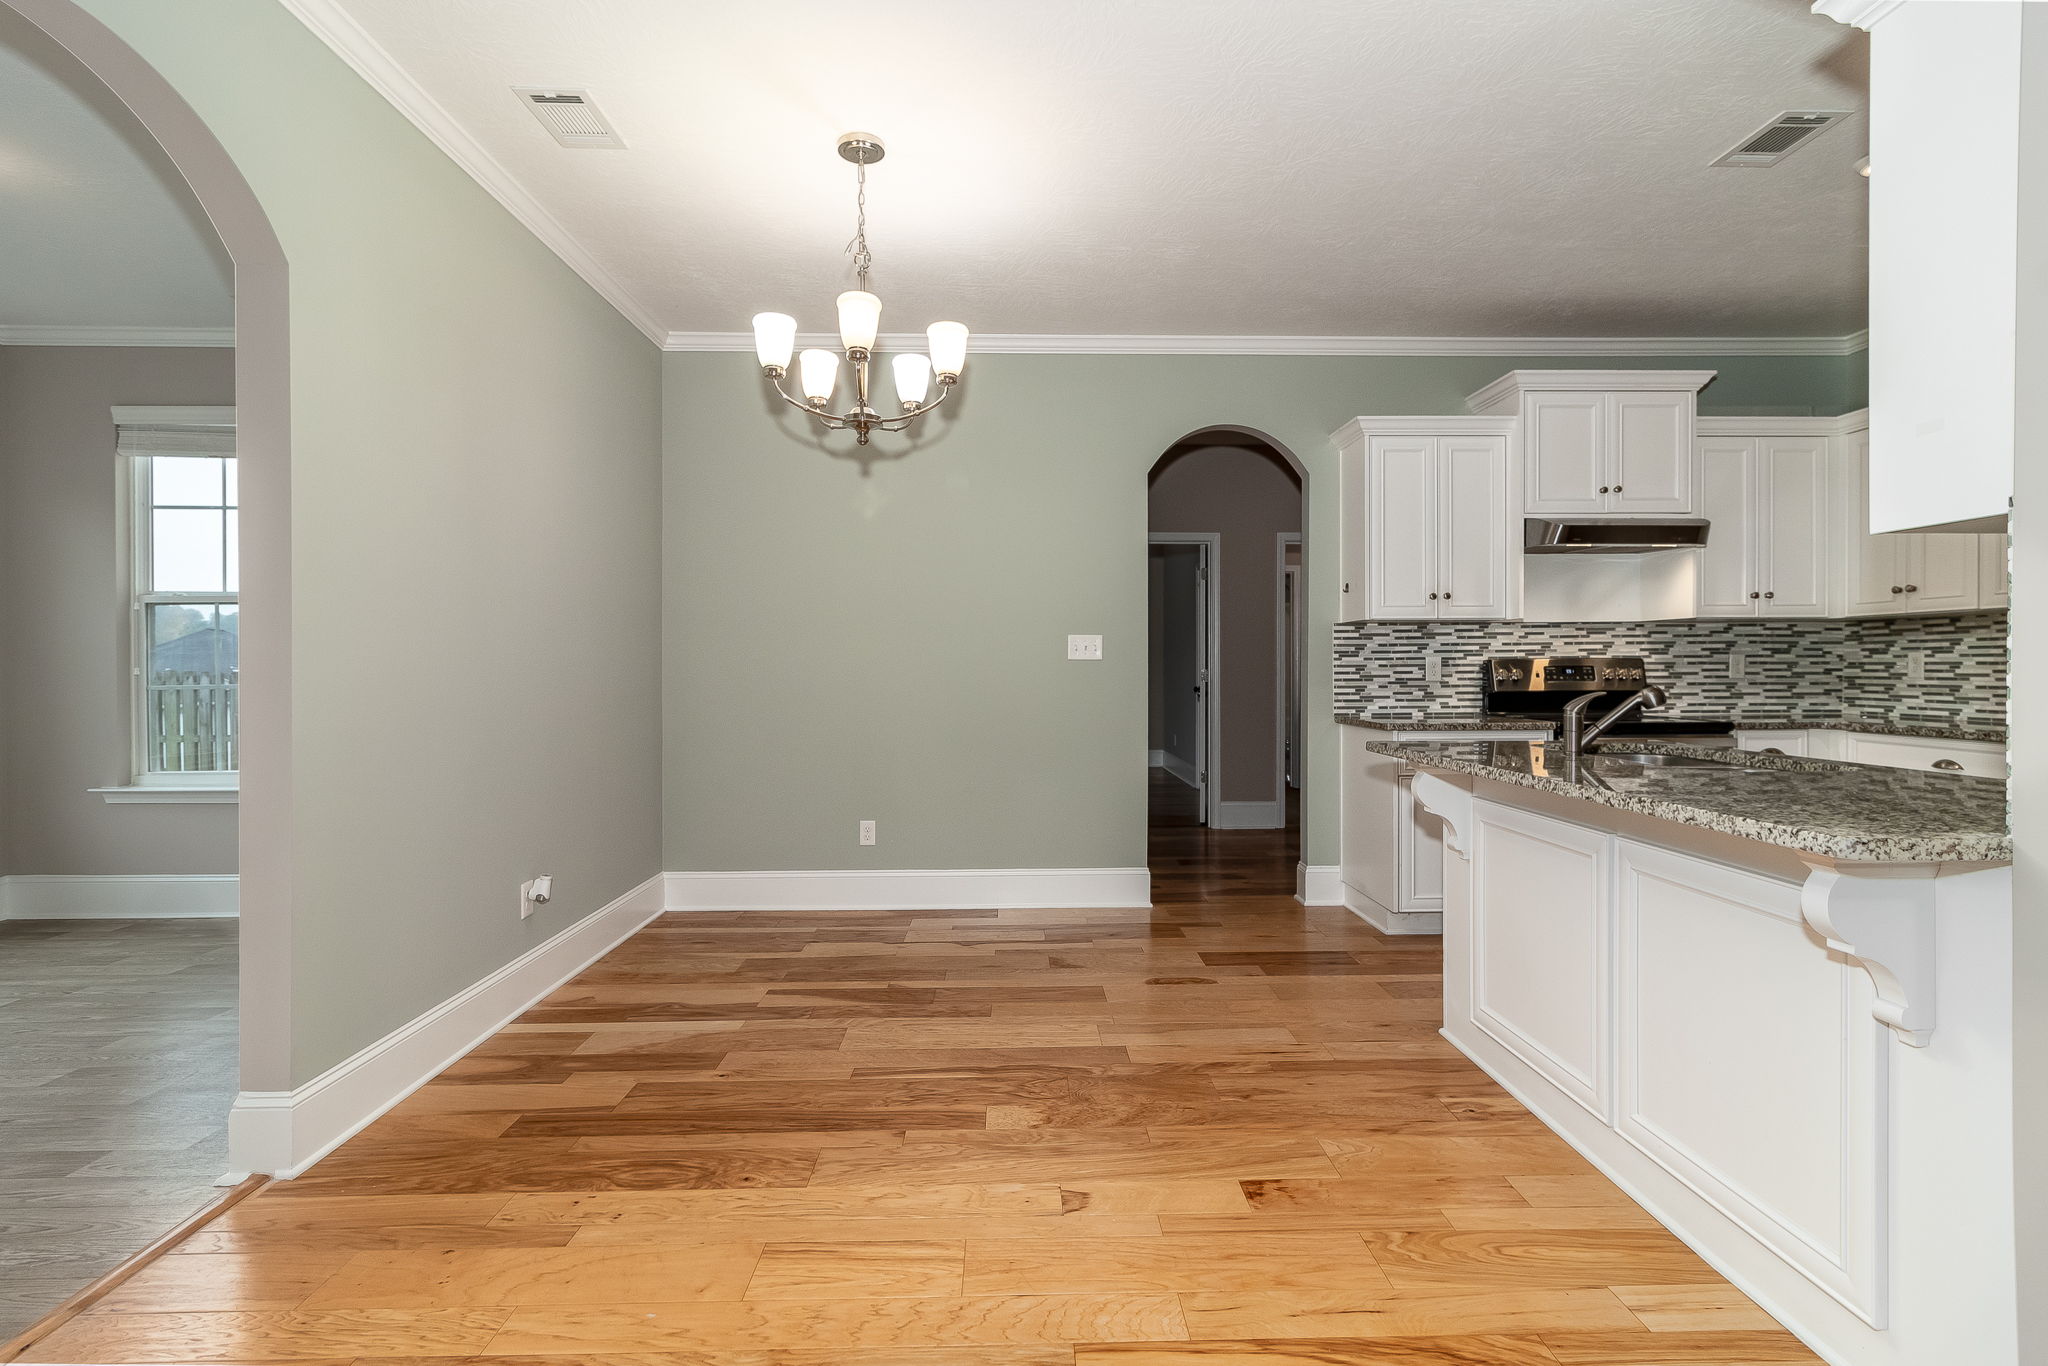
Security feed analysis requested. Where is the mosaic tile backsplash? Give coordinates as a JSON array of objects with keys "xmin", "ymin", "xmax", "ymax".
[{"xmin": 1334, "ymin": 612, "xmax": 2009, "ymax": 732}]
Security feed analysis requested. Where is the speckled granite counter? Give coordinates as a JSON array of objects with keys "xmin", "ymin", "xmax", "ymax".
[
  {"xmin": 1337, "ymin": 712, "xmax": 2006, "ymax": 745},
  {"xmin": 1359, "ymin": 738, "xmax": 2010, "ymax": 863},
  {"xmin": 1336, "ymin": 712, "xmax": 1552, "ymax": 733}
]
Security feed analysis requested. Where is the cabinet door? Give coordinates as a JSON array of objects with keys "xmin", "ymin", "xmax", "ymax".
[
  {"xmin": 1367, "ymin": 436, "xmax": 1438, "ymax": 619},
  {"xmin": 1840, "ymin": 431, "xmax": 1907, "ymax": 616},
  {"xmin": 1757, "ymin": 437, "xmax": 1829, "ymax": 617},
  {"xmin": 1845, "ymin": 734, "xmax": 2007, "ymax": 779},
  {"xmin": 1694, "ymin": 438, "xmax": 1756, "ymax": 616},
  {"xmin": 1903, "ymin": 535, "xmax": 1981, "ymax": 613},
  {"xmin": 1608, "ymin": 391, "xmax": 1694, "ymax": 513},
  {"xmin": 1396, "ymin": 772, "xmax": 1445, "ymax": 913},
  {"xmin": 1436, "ymin": 434, "xmax": 1511, "ymax": 620},
  {"xmin": 1524, "ymin": 392, "xmax": 1606, "ymax": 515},
  {"xmin": 1981, "ymin": 535, "xmax": 2011, "ymax": 609},
  {"xmin": 1733, "ymin": 729, "xmax": 1811, "ymax": 756}
]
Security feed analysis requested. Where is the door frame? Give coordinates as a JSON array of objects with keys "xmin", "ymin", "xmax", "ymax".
[
  {"xmin": 1148, "ymin": 531, "xmax": 1222, "ymax": 826},
  {"xmin": 1275, "ymin": 532, "xmax": 1303, "ymax": 798}
]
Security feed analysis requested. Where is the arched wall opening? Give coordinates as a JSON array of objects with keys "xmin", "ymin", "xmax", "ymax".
[
  {"xmin": 1145, "ymin": 424, "xmax": 1309, "ymax": 902},
  {"xmin": 4, "ymin": 0, "xmax": 294, "ymax": 1152}
]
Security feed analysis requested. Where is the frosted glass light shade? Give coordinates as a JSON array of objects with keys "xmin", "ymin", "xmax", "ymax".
[
  {"xmin": 751, "ymin": 312, "xmax": 796, "ymax": 369},
  {"xmin": 798, "ymin": 348, "xmax": 839, "ymax": 404},
  {"xmin": 836, "ymin": 291, "xmax": 882, "ymax": 351},
  {"xmin": 892, "ymin": 353, "xmax": 932, "ymax": 407},
  {"xmin": 927, "ymin": 321, "xmax": 968, "ymax": 378}
]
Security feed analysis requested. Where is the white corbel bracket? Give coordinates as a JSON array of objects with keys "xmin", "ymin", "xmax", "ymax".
[
  {"xmin": 1411, "ymin": 770, "xmax": 1474, "ymax": 861},
  {"xmin": 1798, "ymin": 863, "xmax": 1937, "ymax": 1046}
]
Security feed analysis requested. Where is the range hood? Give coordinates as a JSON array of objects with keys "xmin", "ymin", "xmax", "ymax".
[{"xmin": 1523, "ymin": 517, "xmax": 1710, "ymax": 554}]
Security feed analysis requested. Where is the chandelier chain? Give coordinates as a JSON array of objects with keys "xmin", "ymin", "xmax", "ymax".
[{"xmin": 847, "ymin": 159, "xmax": 873, "ymax": 292}]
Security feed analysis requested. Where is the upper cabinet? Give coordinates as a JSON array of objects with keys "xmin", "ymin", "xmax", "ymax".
[
  {"xmin": 1693, "ymin": 429, "xmax": 1829, "ymax": 618},
  {"xmin": 1832, "ymin": 418, "xmax": 1987, "ymax": 616},
  {"xmin": 1467, "ymin": 371, "xmax": 1713, "ymax": 518},
  {"xmin": 1336, "ymin": 418, "xmax": 1515, "ymax": 622}
]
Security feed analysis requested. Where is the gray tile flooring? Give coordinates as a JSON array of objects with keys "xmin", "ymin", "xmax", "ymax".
[{"xmin": 0, "ymin": 917, "xmax": 236, "ymax": 1338}]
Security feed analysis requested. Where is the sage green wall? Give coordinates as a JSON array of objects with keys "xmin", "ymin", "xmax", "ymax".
[
  {"xmin": 83, "ymin": 1, "xmax": 662, "ymax": 1082},
  {"xmin": 663, "ymin": 349, "xmax": 1865, "ymax": 876}
]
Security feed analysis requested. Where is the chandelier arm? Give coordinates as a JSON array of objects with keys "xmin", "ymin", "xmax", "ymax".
[
  {"xmin": 885, "ymin": 381, "xmax": 956, "ymax": 425},
  {"xmin": 765, "ymin": 370, "xmax": 852, "ymax": 428}
]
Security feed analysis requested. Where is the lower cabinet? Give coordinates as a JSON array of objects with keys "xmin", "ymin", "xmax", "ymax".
[
  {"xmin": 1460, "ymin": 798, "xmax": 1888, "ymax": 1324},
  {"xmin": 1733, "ymin": 728, "xmax": 2006, "ymax": 778}
]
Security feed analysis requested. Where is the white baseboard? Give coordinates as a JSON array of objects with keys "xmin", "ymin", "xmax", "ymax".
[
  {"xmin": 664, "ymin": 867, "xmax": 1152, "ymax": 911},
  {"xmin": 1343, "ymin": 883, "xmax": 1444, "ymax": 935},
  {"xmin": 228, "ymin": 871, "xmax": 664, "ymax": 1178},
  {"xmin": 0, "ymin": 873, "xmax": 238, "ymax": 920},
  {"xmin": 1211, "ymin": 800, "xmax": 1283, "ymax": 830},
  {"xmin": 1159, "ymin": 751, "xmax": 1199, "ymax": 788},
  {"xmin": 1297, "ymin": 863, "xmax": 1344, "ymax": 906},
  {"xmin": 1147, "ymin": 749, "xmax": 1168, "ymax": 768}
]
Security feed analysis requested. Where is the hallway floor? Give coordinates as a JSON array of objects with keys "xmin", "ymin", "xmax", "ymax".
[
  {"xmin": 23, "ymin": 892, "xmax": 1817, "ymax": 1363},
  {"xmin": 0, "ymin": 918, "xmax": 237, "ymax": 1339}
]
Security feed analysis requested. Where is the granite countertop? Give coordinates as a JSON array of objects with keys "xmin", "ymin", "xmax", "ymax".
[
  {"xmin": 1336, "ymin": 712, "xmax": 2006, "ymax": 745},
  {"xmin": 1359, "ymin": 738, "xmax": 2010, "ymax": 864}
]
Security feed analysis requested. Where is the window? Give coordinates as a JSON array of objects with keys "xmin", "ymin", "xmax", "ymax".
[{"xmin": 119, "ymin": 410, "xmax": 237, "ymax": 788}]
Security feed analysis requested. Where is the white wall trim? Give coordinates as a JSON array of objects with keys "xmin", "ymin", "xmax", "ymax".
[
  {"xmin": 664, "ymin": 330, "xmax": 1871, "ymax": 357},
  {"xmin": 1211, "ymin": 800, "xmax": 1284, "ymax": 830},
  {"xmin": 273, "ymin": 0, "xmax": 664, "ymax": 345},
  {"xmin": 90, "ymin": 785, "xmax": 239, "ymax": 805},
  {"xmin": 1147, "ymin": 748, "xmax": 1168, "ymax": 768},
  {"xmin": 0, "ymin": 873, "xmax": 238, "ymax": 920},
  {"xmin": 0, "ymin": 324, "xmax": 235, "ymax": 347},
  {"xmin": 1811, "ymin": 0, "xmax": 1902, "ymax": 32},
  {"xmin": 1158, "ymin": 750, "xmax": 1200, "ymax": 789},
  {"xmin": 227, "ymin": 871, "xmax": 665, "ymax": 1178},
  {"xmin": 664, "ymin": 867, "xmax": 1152, "ymax": 912},
  {"xmin": 1297, "ymin": 863, "xmax": 1344, "ymax": 906},
  {"xmin": 1343, "ymin": 883, "xmax": 1445, "ymax": 936}
]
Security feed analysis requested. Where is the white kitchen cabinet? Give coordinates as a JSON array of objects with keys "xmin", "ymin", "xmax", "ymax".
[
  {"xmin": 1981, "ymin": 535, "xmax": 2012, "ymax": 609},
  {"xmin": 1834, "ymin": 420, "xmax": 1986, "ymax": 616},
  {"xmin": 1335, "ymin": 418, "xmax": 1515, "ymax": 622},
  {"xmin": 1732, "ymin": 729, "xmax": 1811, "ymax": 757},
  {"xmin": 1465, "ymin": 370, "xmax": 1712, "ymax": 518},
  {"xmin": 1694, "ymin": 434, "xmax": 1829, "ymax": 618},
  {"xmin": 1843, "ymin": 733, "xmax": 2006, "ymax": 780}
]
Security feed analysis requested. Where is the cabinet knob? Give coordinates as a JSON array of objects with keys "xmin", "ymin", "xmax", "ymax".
[
  {"xmin": 1904, "ymin": 584, "xmax": 1919, "ymax": 593},
  {"xmin": 1932, "ymin": 759, "xmax": 1964, "ymax": 771},
  {"xmin": 1441, "ymin": 591, "xmax": 1452, "ymax": 600},
  {"xmin": 1891, "ymin": 585, "xmax": 1905, "ymax": 594},
  {"xmin": 1748, "ymin": 592, "xmax": 1760, "ymax": 600},
  {"xmin": 1613, "ymin": 485, "xmax": 1623, "ymax": 493},
  {"xmin": 1599, "ymin": 485, "xmax": 1611, "ymax": 494},
  {"xmin": 1764, "ymin": 591, "xmax": 1775, "ymax": 599},
  {"xmin": 1427, "ymin": 592, "xmax": 1438, "ymax": 600}
]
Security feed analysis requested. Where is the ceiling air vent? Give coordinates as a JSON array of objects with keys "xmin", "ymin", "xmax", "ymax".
[
  {"xmin": 1711, "ymin": 110, "xmax": 1852, "ymax": 168},
  {"xmin": 513, "ymin": 88, "xmax": 624, "ymax": 149}
]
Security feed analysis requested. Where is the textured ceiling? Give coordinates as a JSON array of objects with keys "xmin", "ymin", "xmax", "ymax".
[
  {"xmin": 316, "ymin": 0, "xmax": 1871, "ymax": 341},
  {"xmin": 0, "ymin": 8, "xmax": 231, "ymax": 331}
]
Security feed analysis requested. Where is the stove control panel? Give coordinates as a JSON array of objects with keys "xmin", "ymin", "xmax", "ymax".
[{"xmin": 1485, "ymin": 656, "xmax": 1651, "ymax": 691}]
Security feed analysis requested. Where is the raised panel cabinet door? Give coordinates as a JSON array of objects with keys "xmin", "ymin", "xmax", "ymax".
[
  {"xmin": 1844, "ymin": 734, "xmax": 2008, "ymax": 779},
  {"xmin": 1523, "ymin": 391, "xmax": 1606, "ymax": 515},
  {"xmin": 1758, "ymin": 437, "xmax": 1830, "ymax": 616},
  {"xmin": 1980, "ymin": 534, "xmax": 2011, "ymax": 608},
  {"xmin": 1905, "ymin": 534, "xmax": 1981, "ymax": 613},
  {"xmin": 1614, "ymin": 842, "xmax": 1886, "ymax": 1322},
  {"xmin": 1607, "ymin": 390, "xmax": 1695, "ymax": 513},
  {"xmin": 1366, "ymin": 435, "xmax": 1437, "ymax": 618},
  {"xmin": 1693, "ymin": 438, "xmax": 1756, "ymax": 616},
  {"xmin": 1396, "ymin": 771, "xmax": 1445, "ymax": 913},
  {"xmin": 1470, "ymin": 800, "xmax": 1611, "ymax": 1120},
  {"xmin": 1436, "ymin": 434, "xmax": 1511, "ymax": 619}
]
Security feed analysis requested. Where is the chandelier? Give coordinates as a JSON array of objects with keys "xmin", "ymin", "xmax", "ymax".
[{"xmin": 750, "ymin": 133, "xmax": 968, "ymax": 446}]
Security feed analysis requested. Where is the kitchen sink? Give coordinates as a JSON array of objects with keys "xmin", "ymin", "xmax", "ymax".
[{"xmin": 1587, "ymin": 752, "xmax": 1776, "ymax": 774}]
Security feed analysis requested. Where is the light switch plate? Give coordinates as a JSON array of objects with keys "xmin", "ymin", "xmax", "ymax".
[{"xmin": 1067, "ymin": 634, "xmax": 1103, "ymax": 660}]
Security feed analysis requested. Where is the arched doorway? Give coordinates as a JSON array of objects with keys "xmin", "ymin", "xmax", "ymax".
[
  {"xmin": 1145, "ymin": 426, "xmax": 1306, "ymax": 902},
  {"xmin": 0, "ymin": 0, "xmax": 292, "ymax": 1330}
]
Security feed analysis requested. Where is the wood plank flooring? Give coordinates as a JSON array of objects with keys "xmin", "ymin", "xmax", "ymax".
[
  {"xmin": 0, "ymin": 917, "xmax": 237, "ymax": 1340},
  {"xmin": 18, "ymin": 875, "xmax": 1819, "ymax": 1362}
]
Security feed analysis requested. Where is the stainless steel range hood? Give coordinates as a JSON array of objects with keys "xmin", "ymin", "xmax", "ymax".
[{"xmin": 1523, "ymin": 517, "xmax": 1710, "ymax": 555}]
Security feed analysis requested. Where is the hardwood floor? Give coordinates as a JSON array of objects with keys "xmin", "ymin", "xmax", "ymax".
[
  {"xmin": 17, "ymin": 883, "xmax": 1819, "ymax": 1363},
  {"xmin": 1148, "ymin": 768, "xmax": 1300, "ymax": 903},
  {"xmin": 0, "ymin": 918, "xmax": 237, "ymax": 1340}
]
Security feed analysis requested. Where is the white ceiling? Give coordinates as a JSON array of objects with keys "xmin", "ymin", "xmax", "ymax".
[
  {"xmin": 300, "ymin": 0, "xmax": 1871, "ymax": 347},
  {"xmin": 0, "ymin": 8, "xmax": 231, "ymax": 337}
]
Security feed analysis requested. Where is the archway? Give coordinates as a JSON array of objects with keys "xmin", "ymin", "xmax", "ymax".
[{"xmin": 3, "ymin": 0, "xmax": 293, "ymax": 1178}]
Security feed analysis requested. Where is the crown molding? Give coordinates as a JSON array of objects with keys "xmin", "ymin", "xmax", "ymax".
[
  {"xmin": 276, "ymin": 0, "xmax": 665, "ymax": 345},
  {"xmin": 0, "ymin": 324, "xmax": 235, "ymax": 347},
  {"xmin": 1811, "ymin": 0, "xmax": 1904, "ymax": 31},
  {"xmin": 665, "ymin": 329, "xmax": 1871, "ymax": 358}
]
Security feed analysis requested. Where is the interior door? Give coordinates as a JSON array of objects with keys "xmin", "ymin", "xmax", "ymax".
[
  {"xmin": 1758, "ymin": 436, "xmax": 1829, "ymax": 616},
  {"xmin": 1193, "ymin": 541, "xmax": 1211, "ymax": 824}
]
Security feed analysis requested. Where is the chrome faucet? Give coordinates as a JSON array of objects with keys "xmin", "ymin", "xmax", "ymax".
[{"xmin": 1562, "ymin": 685, "xmax": 1669, "ymax": 755}]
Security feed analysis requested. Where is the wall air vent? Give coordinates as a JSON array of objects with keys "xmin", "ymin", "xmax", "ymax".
[
  {"xmin": 1711, "ymin": 110, "xmax": 1852, "ymax": 168},
  {"xmin": 513, "ymin": 88, "xmax": 624, "ymax": 149}
]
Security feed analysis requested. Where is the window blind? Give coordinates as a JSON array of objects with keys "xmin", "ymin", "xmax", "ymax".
[{"xmin": 115, "ymin": 424, "xmax": 236, "ymax": 459}]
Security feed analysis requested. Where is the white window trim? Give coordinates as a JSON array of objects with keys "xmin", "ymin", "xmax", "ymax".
[{"xmin": 113, "ymin": 406, "xmax": 239, "ymax": 797}]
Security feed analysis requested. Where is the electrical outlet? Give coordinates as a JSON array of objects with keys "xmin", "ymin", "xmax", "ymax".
[
  {"xmin": 1906, "ymin": 650, "xmax": 1927, "ymax": 685},
  {"xmin": 1728, "ymin": 651, "xmax": 1748, "ymax": 678},
  {"xmin": 858, "ymin": 819, "xmax": 876, "ymax": 846},
  {"xmin": 1067, "ymin": 634, "xmax": 1103, "ymax": 660},
  {"xmin": 1423, "ymin": 655, "xmax": 1442, "ymax": 684}
]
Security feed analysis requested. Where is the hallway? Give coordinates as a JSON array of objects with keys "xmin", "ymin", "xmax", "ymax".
[{"xmin": 22, "ymin": 898, "xmax": 1817, "ymax": 1363}]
